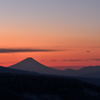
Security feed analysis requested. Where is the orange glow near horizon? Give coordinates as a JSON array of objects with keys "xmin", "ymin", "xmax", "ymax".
[
  {"xmin": 0, "ymin": 48, "xmax": 100, "ymax": 69},
  {"xmin": 0, "ymin": 24, "xmax": 100, "ymax": 69},
  {"xmin": 0, "ymin": 0, "xmax": 100, "ymax": 69}
]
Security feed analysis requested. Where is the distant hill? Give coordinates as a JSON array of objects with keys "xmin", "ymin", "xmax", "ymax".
[
  {"xmin": 75, "ymin": 66, "xmax": 100, "ymax": 79},
  {"xmin": 64, "ymin": 66, "xmax": 100, "ymax": 78},
  {"xmin": 64, "ymin": 66, "xmax": 100, "ymax": 86}
]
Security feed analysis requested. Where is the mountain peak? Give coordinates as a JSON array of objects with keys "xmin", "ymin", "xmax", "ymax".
[
  {"xmin": 21, "ymin": 57, "xmax": 40, "ymax": 63},
  {"xmin": 24, "ymin": 57, "xmax": 34, "ymax": 62},
  {"xmin": 10, "ymin": 57, "xmax": 61, "ymax": 75}
]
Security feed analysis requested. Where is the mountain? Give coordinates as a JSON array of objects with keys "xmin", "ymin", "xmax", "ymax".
[
  {"xmin": 1, "ymin": 58, "xmax": 100, "ymax": 99},
  {"xmin": 64, "ymin": 66, "xmax": 100, "ymax": 86},
  {"xmin": 10, "ymin": 57, "xmax": 64, "ymax": 76},
  {"xmin": 9, "ymin": 57, "xmax": 100, "ymax": 78},
  {"xmin": 77, "ymin": 66, "xmax": 100, "ymax": 78}
]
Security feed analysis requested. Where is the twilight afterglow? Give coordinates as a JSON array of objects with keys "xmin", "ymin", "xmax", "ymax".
[{"xmin": 0, "ymin": 0, "xmax": 100, "ymax": 69}]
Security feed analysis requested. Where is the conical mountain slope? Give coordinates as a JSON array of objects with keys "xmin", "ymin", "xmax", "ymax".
[{"xmin": 10, "ymin": 57, "xmax": 63, "ymax": 75}]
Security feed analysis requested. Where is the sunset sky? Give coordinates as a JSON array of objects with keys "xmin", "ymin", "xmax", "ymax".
[{"xmin": 0, "ymin": 0, "xmax": 100, "ymax": 69}]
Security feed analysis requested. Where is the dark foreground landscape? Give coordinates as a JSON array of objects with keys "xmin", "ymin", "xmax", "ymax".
[
  {"xmin": 0, "ymin": 58, "xmax": 100, "ymax": 100},
  {"xmin": 0, "ymin": 69, "xmax": 100, "ymax": 100}
]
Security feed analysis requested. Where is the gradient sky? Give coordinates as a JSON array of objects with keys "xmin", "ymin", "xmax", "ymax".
[{"xmin": 0, "ymin": 0, "xmax": 100, "ymax": 69}]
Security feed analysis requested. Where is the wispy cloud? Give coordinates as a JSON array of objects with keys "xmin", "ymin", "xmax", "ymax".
[
  {"xmin": 62, "ymin": 59, "xmax": 100, "ymax": 62},
  {"xmin": 0, "ymin": 48, "xmax": 59, "ymax": 53},
  {"xmin": 48, "ymin": 58, "xmax": 100, "ymax": 62},
  {"xmin": 91, "ymin": 58, "xmax": 100, "ymax": 61},
  {"xmin": 47, "ymin": 59, "xmax": 85, "ymax": 62},
  {"xmin": 85, "ymin": 50, "xmax": 91, "ymax": 53},
  {"xmin": 62, "ymin": 59, "xmax": 83, "ymax": 62}
]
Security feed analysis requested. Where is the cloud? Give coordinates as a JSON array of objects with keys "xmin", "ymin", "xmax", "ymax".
[
  {"xmin": 62, "ymin": 59, "xmax": 83, "ymax": 62},
  {"xmin": 86, "ymin": 50, "xmax": 91, "ymax": 53},
  {"xmin": 91, "ymin": 58, "xmax": 100, "ymax": 61},
  {"xmin": 62, "ymin": 59, "xmax": 100, "ymax": 62},
  {"xmin": 49, "ymin": 58, "xmax": 100, "ymax": 62},
  {"xmin": 0, "ymin": 48, "xmax": 59, "ymax": 53},
  {"xmin": 48, "ymin": 59, "xmax": 84, "ymax": 62}
]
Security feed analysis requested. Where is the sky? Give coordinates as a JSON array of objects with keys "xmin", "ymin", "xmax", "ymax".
[{"xmin": 0, "ymin": 0, "xmax": 100, "ymax": 69}]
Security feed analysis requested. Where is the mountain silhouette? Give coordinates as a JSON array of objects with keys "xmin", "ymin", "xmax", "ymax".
[
  {"xmin": 10, "ymin": 57, "xmax": 100, "ymax": 78},
  {"xmin": 64, "ymin": 66, "xmax": 100, "ymax": 77},
  {"xmin": 10, "ymin": 57, "xmax": 63, "ymax": 75},
  {"xmin": 0, "ymin": 58, "xmax": 100, "ymax": 99},
  {"xmin": 64, "ymin": 66, "xmax": 100, "ymax": 86},
  {"xmin": 75, "ymin": 66, "xmax": 100, "ymax": 79}
]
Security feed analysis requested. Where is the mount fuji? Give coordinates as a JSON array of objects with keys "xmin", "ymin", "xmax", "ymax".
[{"xmin": 10, "ymin": 57, "xmax": 63, "ymax": 75}]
